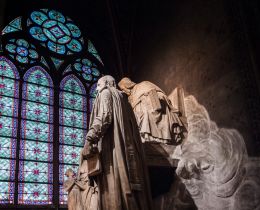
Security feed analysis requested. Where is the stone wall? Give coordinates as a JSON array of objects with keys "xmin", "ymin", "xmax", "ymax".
[{"xmin": 129, "ymin": 0, "xmax": 259, "ymax": 156}]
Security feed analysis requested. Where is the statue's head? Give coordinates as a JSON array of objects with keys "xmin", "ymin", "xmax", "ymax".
[
  {"xmin": 118, "ymin": 77, "xmax": 136, "ymax": 96},
  {"xmin": 65, "ymin": 168, "xmax": 74, "ymax": 178},
  {"xmin": 96, "ymin": 75, "xmax": 116, "ymax": 93}
]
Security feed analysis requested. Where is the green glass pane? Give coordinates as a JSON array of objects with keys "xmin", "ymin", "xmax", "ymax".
[
  {"xmin": 0, "ymin": 60, "xmax": 17, "ymax": 78},
  {"xmin": 18, "ymin": 183, "xmax": 52, "ymax": 204},
  {"xmin": 22, "ymin": 101, "xmax": 52, "ymax": 123},
  {"xmin": 0, "ymin": 78, "xmax": 18, "ymax": 97},
  {"xmin": 59, "ymin": 145, "xmax": 81, "ymax": 165},
  {"xmin": 18, "ymin": 161, "xmax": 52, "ymax": 183},
  {"xmin": 30, "ymin": 26, "xmax": 48, "ymax": 41},
  {"xmin": 66, "ymin": 23, "xmax": 81, "ymax": 38},
  {"xmin": 0, "ymin": 116, "xmax": 16, "ymax": 137},
  {"xmin": 20, "ymin": 140, "xmax": 53, "ymax": 162},
  {"xmin": 60, "ymin": 91, "xmax": 84, "ymax": 111},
  {"xmin": 67, "ymin": 39, "xmax": 82, "ymax": 52},
  {"xmin": 26, "ymin": 69, "xmax": 50, "ymax": 86},
  {"xmin": 0, "ymin": 182, "xmax": 15, "ymax": 204},
  {"xmin": 49, "ymin": 10, "xmax": 65, "ymax": 23},
  {"xmin": 0, "ymin": 158, "xmax": 16, "ymax": 181},
  {"xmin": 62, "ymin": 78, "xmax": 83, "ymax": 94},
  {"xmin": 0, "ymin": 138, "xmax": 16, "ymax": 158},
  {"xmin": 24, "ymin": 84, "xmax": 52, "ymax": 105},
  {"xmin": 59, "ymin": 126, "xmax": 85, "ymax": 146},
  {"xmin": 5, "ymin": 44, "xmax": 16, "ymax": 53},
  {"xmin": 0, "ymin": 96, "xmax": 18, "ymax": 117},
  {"xmin": 31, "ymin": 11, "xmax": 48, "ymax": 25},
  {"xmin": 28, "ymin": 49, "xmax": 39, "ymax": 59},
  {"xmin": 16, "ymin": 39, "xmax": 29, "ymax": 48},
  {"xmin": 60, "ymin": 109, "xmax": 85, "ymax": 128},
  {"xmin": 21, "ymin": 120, "xmax": 53, "ymax": 142}
]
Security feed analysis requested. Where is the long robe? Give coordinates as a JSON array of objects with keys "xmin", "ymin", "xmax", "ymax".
[
  {"xmin": 128, "ymin": 81, "xmax": 184, "ymax": 144},
  {"xmin": 86, "ymin": 87, "xmax": 153, "ymax": 210}
]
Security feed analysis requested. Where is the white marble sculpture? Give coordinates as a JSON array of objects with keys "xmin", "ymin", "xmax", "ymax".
[{"xmin": 168, "ymin": 91, "xmax": 260, "ymax": 210}]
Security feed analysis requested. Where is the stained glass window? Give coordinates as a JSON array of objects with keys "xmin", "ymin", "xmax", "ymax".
[
  {"xmin": 0, "ymin": 57, "xmax": 19, "ymax": 204},
  {"xmin": 18, "ymin": 66, "xmax": 54, "ymax": 204},
  {"xmin": 88, "ymin": 40, "xmax": 103, "ymax": 65},
  {"xmin": 4, "ymin": 39, "xmax": 40, "ymax": 65},
  {"xmin": 27, "ymin": 9, "xmax": 83, "ymax": 55},
  {"xmin": 72, "ymin": 58, "xmax": 100, "ymax": 83},
  {"xmin": 59, "ymin": 75, "xmax": 87, "ymax": 204},
  {"xmin": 1, "ymin": 8, "xmax": 103, "ymax": 208},
  {"xmin": 2, "ymin": 17, "xmax": 22, "ymax": 35}
]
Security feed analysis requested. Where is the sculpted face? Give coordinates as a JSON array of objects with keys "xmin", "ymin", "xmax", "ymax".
[
  {"xmin": 96, "ymin": 75, "xmax": 116, "ymax": 93},
  {"xmin": 96, "ymin": 77, "xmax": 106, "ymax": 93},
  {"xmin": 118, "ymin": 77, "xmax": 135, "ymax": 96}
]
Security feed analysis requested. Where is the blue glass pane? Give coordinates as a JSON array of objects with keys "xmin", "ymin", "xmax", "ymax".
[
  {"xmin": 30, "ymin": 27, "xmax": 48, "ymax": 41},
  {"xmin": 0, "ymin": 96, "xmax": 18, "ymax": 117},
  {"xmin": 43, "ymin": 28, "xmax": 57, "ymax": 42},
  {"xmin": 20, "ymin": 140, "xmax": 53, "ymax": 162},
  {"xmin": 0, "ymin": 182, "xmax": 15, "ymax": 204},
  {"xmin": 5, "ymin": 44, "xmax": 16, "ymax": 53},
  {"xmin": 59, "ymin": 91, "xmax": 85, "ymax": 111},
  {"xmin": 18, "ymin": 161, "xmax": 53, "ymax": 183},
  {"xmin": 0, "ymin": 138, "xmax": 16, "ymax": 159},
  {"xmin": 66, "ymin": 23, "xmax": 81, "ymax": 38},
  {"xmin": 60, "ymin": 108, "xmax": 86, "ymax": 128},
  {"xmin": 58, "ymin": 22, "xmax": 71, "ymax": 36},
  {"xmin": 47, "ymin": 41, "xmax": 66, "ymax": 54},
  {"xmin": 82, "ymin": 73, "xmax": 92, "ymax": 81},
  {"xmin": 18, "ymin": 183, "xmax": 53, "ymax": 204},
  {"xmin": 59, "ymin": 126, "xmax": 86, "ymax": 146},
  {"xmin": 21, "ymin": 120, "xmax": 53, "ymax": 142},
  {"xmin": 16, "ymin": 39, "xmax": 29, "ymax": 48},
  {"xmin": 0, "ymin": 116, "xmax": 17, "ymax": 137},
  {"xmin": 22, "ymin": 101, "xmax": 53, "ymax": 123},
  {"xmin": 92, "ymin": 68, "xmax": 100, "ymax": 77},
  {"xmin": 0, "ymin": 158, "xmax": 16, "ymax": 181},
  {"xmin": 2, "ymin": 17, "xmax": 22, "ymax": 35},
  {"xmin": 59, "ymin": 145, "xmax": 82, "ymax": 165},
  {"xmin": 67, "ymin": 39, "xmax": 82, "ymax": 52},
  {"xmin": 74, "ymin": 63, "xmax": 82, "ymax": 72},
  {"xmin": 42, "ymin": 20, "xmax": 57, "ymax": 29},
  {"xmin": 31, "ymin": 11, "xmax": 48, "ymax": 25},
  {"xmin": 16, "ymin": 46, "xmax": 29, "ymax": 57},
  {"xmin": 16, "ymin": 55, "xmax": 28, "ymax": 64},
  {"xmin": 58, "ymin": 35, "xmax": 71, "ymax": 44},
  {"xmin": 29, "ymin": 49, "xmax": 39, "ymax": 59},
  {"xmin": 48, "ymin": 10, "xmax": 65, "ymax": 23}
]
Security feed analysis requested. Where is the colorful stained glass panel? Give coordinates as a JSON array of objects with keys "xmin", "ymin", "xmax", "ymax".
[
  {"xmin": 0, "ymin": 182, "xmax": 15, "ymax": 204},
  {"xmin": 59, "ymin": 126, "xmax": 86, "ymax": 146},
  {"xmin": 0, "ymin": 159, "xmax": 16, "ymax": 181},
  {"xmin": 18, "ymin": 183, "xmax": 53, "ymax": 204},
  {"xmin": 0, "ymin": 138, "xmax": 16, "ymax": 159},
  {"xmin": 20, "ymin": 140, "xmax": 53, "ymax": 162}
]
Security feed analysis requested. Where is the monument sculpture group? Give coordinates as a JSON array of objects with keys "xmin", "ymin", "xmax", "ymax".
[{"xmin": 64, "ymin": 75, "xmax": 258, "ymax": 210}]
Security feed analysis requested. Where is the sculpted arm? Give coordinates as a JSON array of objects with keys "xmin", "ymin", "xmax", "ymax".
[{"xmin": 86, "ymin": 89, "xmax": 113, "ymax": 144}]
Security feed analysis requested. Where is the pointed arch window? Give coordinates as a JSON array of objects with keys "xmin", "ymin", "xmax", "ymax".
[
  {"xmin": 0, "ymin": 8, "xmax": 104, "ymax": 208},
  {"xmin": 18, "ymin": 67, "xmax": 54, "ymax": 204},
  {"xmin": 59, "ymin": 75, "xmax": 87, "ymax": 204},
  {"xmin": 0, "ymin": 57, "xmax": 19, "ymax": 204}
]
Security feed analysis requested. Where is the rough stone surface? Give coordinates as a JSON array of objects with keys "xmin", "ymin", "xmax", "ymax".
[{"xmin": 130, "ymin": 0, "xmax": 258, "ymax": 155}]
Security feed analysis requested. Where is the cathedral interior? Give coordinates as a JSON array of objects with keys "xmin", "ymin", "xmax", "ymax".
[{"xmin": 0, "ymin": 0, "xmax": 260, "ymax": 209}]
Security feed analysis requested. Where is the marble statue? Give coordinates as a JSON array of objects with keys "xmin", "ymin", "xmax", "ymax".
[
  {"xmin": 118, "ymin": 77, "xmax": 185, "ymax": 144},
  {"xmin": 84, "ymin": 75, "xmax": 153, "ymax": 210},
  {"xmin": 64, "ymin": 149, "xmax": 98, "ymax": 210}
]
